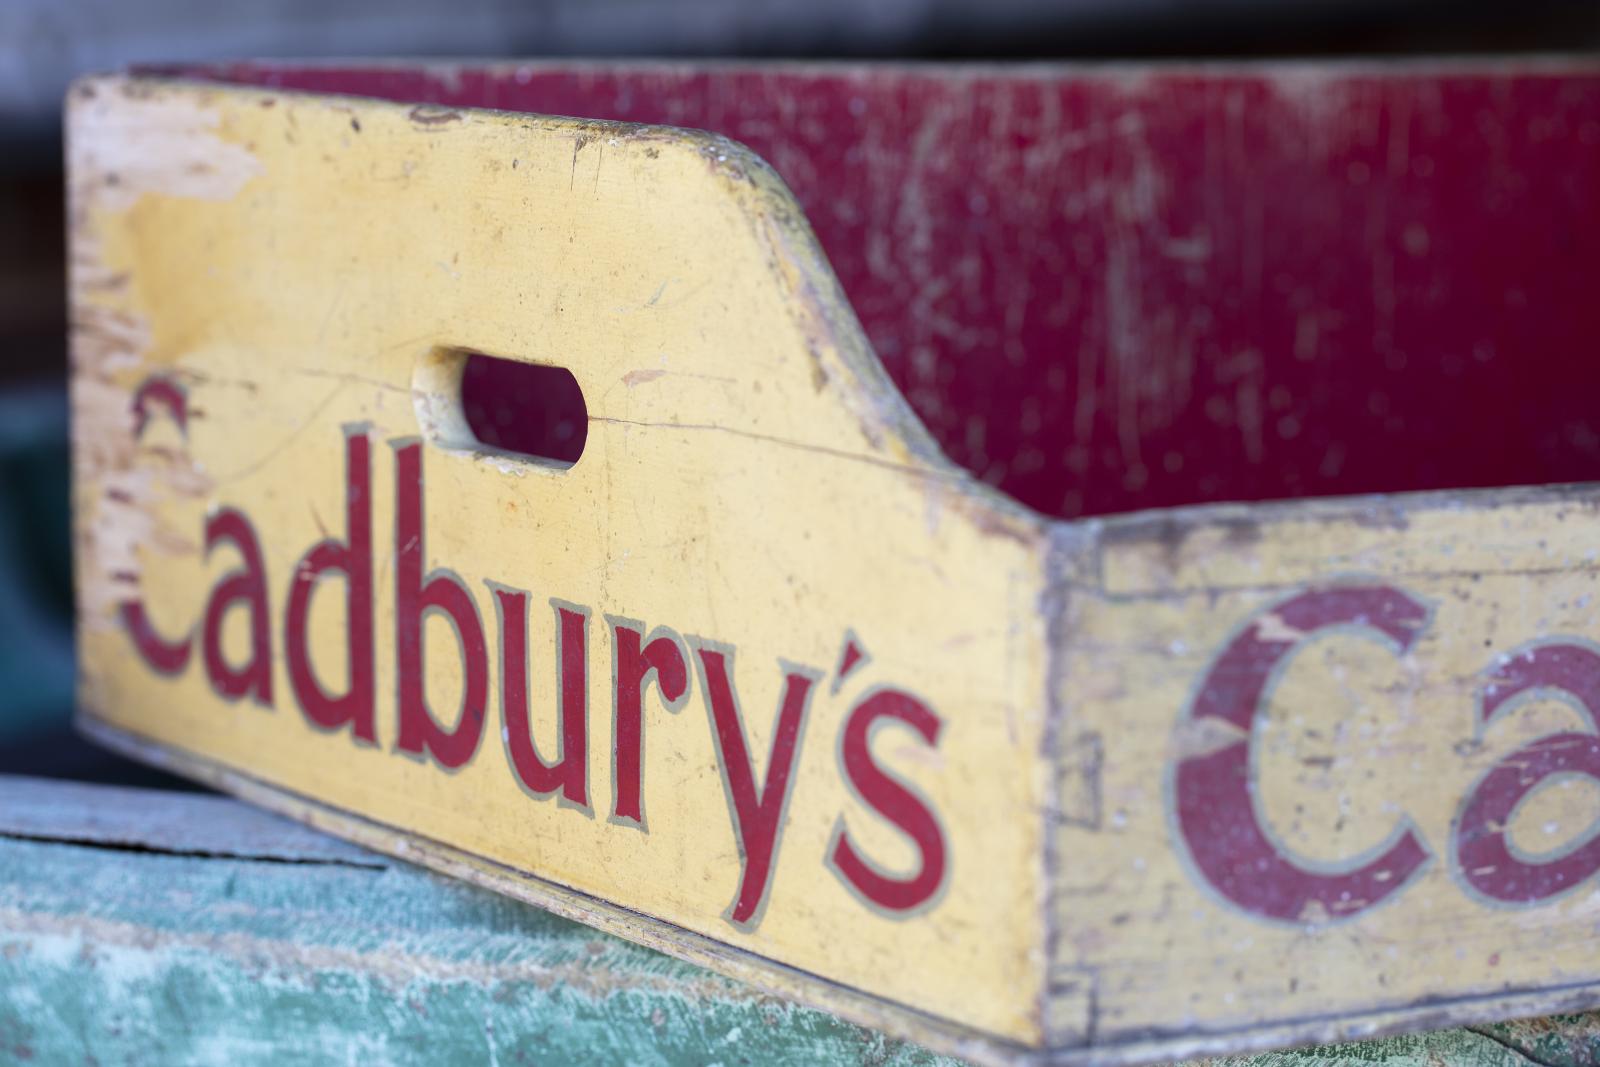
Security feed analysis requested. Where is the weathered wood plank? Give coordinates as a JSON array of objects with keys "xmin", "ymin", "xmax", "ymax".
[
  {"xmin": 0, "ymin": 774, "xmax": 374, "ymax": 863},
  {"xmin": 0, "ymin": 775, "xmax": 958, "ymax": 1065},
  {"xmin": 0, "ymin": 774, "xmax": 1575, "ymax": 1067},
  {"xmin": 0, "ymin": 774, "xmax": 1582, "ymax": 1066}
]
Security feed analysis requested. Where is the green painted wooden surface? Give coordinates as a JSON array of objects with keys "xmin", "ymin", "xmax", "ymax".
[{"xmin": 0, "ymin": 775, "xmax": 1592, "ymax": 1066}]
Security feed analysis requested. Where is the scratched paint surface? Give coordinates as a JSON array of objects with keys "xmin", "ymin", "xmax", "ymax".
[
  {"xmin": 165, "ymin": 60, "xmax": 1600, "ymax": 520},
  {"xmin": 68, "ymin": 77, "xmax": 1050, "ymax": 1050},
  {"xmin": 1053, "ymin": 490, "xmax": 1600, "ymax": 1048}
]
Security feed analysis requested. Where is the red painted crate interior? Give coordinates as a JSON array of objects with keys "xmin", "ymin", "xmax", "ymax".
[{"xmin": 163, "ymin": 61, "xmax": 1600, "ymax": 521}]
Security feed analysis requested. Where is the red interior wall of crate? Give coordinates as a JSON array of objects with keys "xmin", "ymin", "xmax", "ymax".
[{"xmin": 160, "ymin": 61, "xmax": 1600, "ymax": 521}]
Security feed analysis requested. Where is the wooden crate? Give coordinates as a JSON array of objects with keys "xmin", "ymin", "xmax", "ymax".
[{"xmin": 67, "ymin": 63, "xmax": 1600, "ymax": 1065}]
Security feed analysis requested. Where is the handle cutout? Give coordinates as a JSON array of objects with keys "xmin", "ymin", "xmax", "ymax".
[{"xmin": 415, "ymin": 349, "xmax": 588, "ymax": 469}]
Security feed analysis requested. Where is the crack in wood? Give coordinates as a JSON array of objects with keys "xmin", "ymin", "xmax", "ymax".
[{"xmin": 0, "ymin": 828, "xmax": 389, "ymax": 870}]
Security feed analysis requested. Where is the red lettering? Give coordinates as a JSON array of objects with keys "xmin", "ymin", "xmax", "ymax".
[
  {"xmin": 1175, "ymin": 586, "xmax": 1431, "ymax": 922},
  {"xmin": 285, "ymin": 426, "xmax": 375, "ymax": 743},
  {"xmin": 119, "ymin": 600, "xmax": 192, "ymax": 675},
  {"xmin": 490, "ymin": 585, "xmax": 590, "ymax": 807},
  {"xmin": 131, "ymin": 375, "xmax": 188, "ymax": 439},
  {"xmin": 202, "ymin": 507, "xmax": 272, "ymax": 704},
  {"xmin": 394, "ymin": 442, "xmax": 488, "ymax": 769},
  {"xmin": 694, "ymin": 645, "xmax": 816, "ymax": 928},
  {"xmin": 828, "ymin": 688, "xmax": 947, "ymax": 914},
  {"xmin": 120, "ymin": 376, "xmax": 194, "ymax": 674},
  {"xmin": 609, "ymin": 619, "xmax": 689, "ymax": 828},
  {"xmin": 1456, "ymin": 642, "xmax": 1600, "ymax": 903}
]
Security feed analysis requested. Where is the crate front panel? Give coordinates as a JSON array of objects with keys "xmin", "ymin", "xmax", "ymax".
[{"xmin": 68, "ymin": 78, "xmax": 1053, "ymax": 1047}]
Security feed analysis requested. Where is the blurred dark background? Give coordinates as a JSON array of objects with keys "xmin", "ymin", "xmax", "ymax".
[{"xmin": 1, "ymin": 0, "xmax": 1597, "ymax": 784}]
